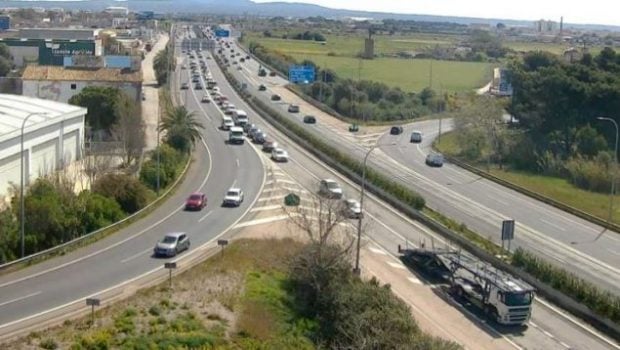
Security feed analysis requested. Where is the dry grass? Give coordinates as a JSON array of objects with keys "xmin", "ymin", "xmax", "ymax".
[{"xmin": 5, "ymin": 238, "xmax": 310, "ymax": 350}]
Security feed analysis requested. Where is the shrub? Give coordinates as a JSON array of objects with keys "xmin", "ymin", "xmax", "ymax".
[
  {"xmin": 92, "ymin": 174, "xmax": 154, "ymax": 214},
  {"xmin": 139, "ymin": 144, "xmax": 187, "ymax": 191},
  {"xmin": 39, "ymin": 338, "xmax": 58, "ymax": 350},
  {"xmin": 512, "ymin": 248, "xmax": 620, "ymax": 323},
  {"xmin": 77, "ymin": 191, "xmax": 125, "ymax": 233},
  {"xmin": 565, "ymin": 155, "xmax": 612, "ymax": 193}
]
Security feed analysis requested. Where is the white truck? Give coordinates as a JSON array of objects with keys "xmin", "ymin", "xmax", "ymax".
[
  {"xmin": 228, "ymin": 126, "xmax": 245, "ymax": 144},
  {"xmin": 398, "ymin": 246, "xmax": 534, "ymax": 326}
]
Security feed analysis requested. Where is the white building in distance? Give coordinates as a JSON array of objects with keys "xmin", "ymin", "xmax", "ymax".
[{"xmin": 0, "ymin": 94, "xmax": 86, "ymax": 200}]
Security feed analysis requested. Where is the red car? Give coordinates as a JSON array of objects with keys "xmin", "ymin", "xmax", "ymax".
[{"xmin": 185, "ymin": 192, "xmax": 207, "ymax": 211}]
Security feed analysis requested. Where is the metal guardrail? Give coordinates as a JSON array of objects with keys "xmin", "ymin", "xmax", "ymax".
[
  {"xmin": 0, "ymin": 39, "xmax": 189, "ymax": 272},
  {"xmin": 218, "ymin": 59, "xmax": 620, "ymax": 342},
  {"xmin": 445, "ymin": 156, "xmax": 620, "ymax": 234}
]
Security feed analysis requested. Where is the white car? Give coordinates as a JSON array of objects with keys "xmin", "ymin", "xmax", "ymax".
[
  {"xmin": 223, "ymin": 188, "xmax": 244, "ymax": 207},
  {"xmin": 201, "ymin": 95, "xmax": 210, "ymax": 103},
  {"xmin": 225, "ymin": 105, "xmax": 236, "ymax": 115},
  {"xmin": 343, "ymin": 199, "xmax": 362, "ymax": 219},
  {"xmin": 221, "ymin": 116, "xmax": 235, "ymax": 130},
  {"xmin": 271, "ymin": 148, "xmax": 289, "ymax": 162}
]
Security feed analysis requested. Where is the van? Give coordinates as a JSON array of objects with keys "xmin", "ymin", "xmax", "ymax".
[
  {"xmin": 233, "ymin": 109, "xmax": 249, "ymax": 126},
  {"xmin": 228, "ymin": 126, "xmax": 245, "ymax": 144},
  {"xmin": 410, "ymin": 131, "xmax": 423, "ymax": 143},
  {"xmin": 221, "ymin": 116, "xmax": 234, "ymax": 131}
]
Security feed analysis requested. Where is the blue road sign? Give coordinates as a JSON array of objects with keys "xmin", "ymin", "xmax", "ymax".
[
  {"xmin": 288, "ymin": 65, "xmax": 315, "ymax": 84},
  {"xmin": 215, "ymin": 29, "xmax": 230, "ymax": 38}
]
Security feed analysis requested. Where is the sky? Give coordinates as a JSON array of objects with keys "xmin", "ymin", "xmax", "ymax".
[{"xmin": 253, "ymin": 0, "xmax": 620, "ymax": 26}]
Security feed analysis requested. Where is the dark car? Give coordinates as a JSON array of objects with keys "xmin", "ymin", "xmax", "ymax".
[
  {"xmin": 262, "ymin": 139, "xmax": 278, "ymax": 152},
  {"xmin": 269, "ymin": 71, "xmax": 277, "ymax": 77},
  {"xmin": 254, "ymin": 131, "xmax": 267, "ymax": 144},
  {"xmin": 243, "ymin": 123, "xmax": 256, "ymax": 133},
  {"xmin": 425, "ymin": 153, "xmax": 444, "ymax": 167},
  {"xmin": 390, "ymin": 126, "xmax": 404, "ymax": 135},
  {"xmin": 288, "ymin": 104, "xmax": 300, "ymax": 113},
  {"xmin": 271, "ymin": 94, "xmax": 281, "ymax": 101},
  {"xmin": 180, "ymin": 83, "xmax": 189, "ymax": 90},
  {"xmin": 185, "ymin": 192, "xmax": 207, "ymax": 211},
  {"xmin": 246, "ymin": 55, "xmax": 251, "ymax": 60},
  {"xmin": 195, "ymin": 83, "xmax": 203, "ymax": 90},
  {"xmin": 399, "ymin": 248, "xmax": 452, "ymax": 282},
  {"xmin": 258, "ymin": 84, "xmax": 267, "ymax": 91},
  {"xmin": 303, "ymin": 115, "xmax": 317, "ymax": 124}
]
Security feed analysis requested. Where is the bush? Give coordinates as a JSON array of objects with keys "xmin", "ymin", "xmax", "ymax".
[
  {"xmin": 39, "ymin": 338, "xmax": 58, "ymax": 350},
  {"xmin": 77, "ymin": 191, "xmax": 125, "ymax": 233},
  {"xmin": 512, "ymin": 248, "xmax": 620, "ymax": 323},
  {"xmin": 92, "ymin": 174, "xmax": 154, "ymax": 214},
  {"xmin": 139, "ymin": 144, "xmax": 187, "ymax": 191},
  {"xmin": 565, "ymin": 155, "xmax": 613, "ymax": 193}
]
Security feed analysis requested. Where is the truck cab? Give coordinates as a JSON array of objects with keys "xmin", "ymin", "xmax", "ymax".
[{"xmin": 233, "ymin": 109, "xmax": 249, "ymax": 126}]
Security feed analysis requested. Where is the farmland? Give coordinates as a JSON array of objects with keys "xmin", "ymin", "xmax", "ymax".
[{"xmin": 244, "ymin": 33, "xmax": 494, "ymax": 92}]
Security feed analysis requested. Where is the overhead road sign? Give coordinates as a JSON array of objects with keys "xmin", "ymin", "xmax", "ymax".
[
  {"xmin": 288, "ymin": 65, "xmax": 315, "ymax": 84},
  {"xmin": 215, "ymin": 29, "xmax": 230, "ymax": 38}
]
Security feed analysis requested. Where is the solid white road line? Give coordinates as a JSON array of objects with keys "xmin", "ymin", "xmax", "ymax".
[
  {"xmin": 233, "ymin": 215, "xmax": 290, "ymax": 229},
  {"xmin": 387, "ymin": 261, "xmax": 406, "ymax": 270},
  {"xmin": 0, "ymin": 291, "xmax": 42, "ymax": 308},
  {"xmin": 540, "ymin": 218, "xmax": 567, "ymax": 232},
  {"xmin": 368, "ymin": 247, "xmax": 388, "ymax": 255},
  {"xmin": 120, "ymin": 248, "xmax": 152, "ymax": 264},
  {"xmin": 407, "ymin": 277, "xmax": 422, "ymax": 285},
  {"xmin": 198, "ymin": 210, "xmax": 213, "ymax": 223},
  {"xmin": 250, "ymin": 205, "xmax": 281, "ymax": 212}
]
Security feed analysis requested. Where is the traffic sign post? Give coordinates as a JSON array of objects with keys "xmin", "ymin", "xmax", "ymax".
[
  {"xmin": 164, "ymin": 262, "xmax": 177, "ymax": 290},
  {"xmin": 86, "ymin": 298, "xmax": 100, "ymax": 327},
  {"xmin": 501, "ymin": 219, "xmax": 515, "ymax": 252},
  {"xmin": 217, "ymin": 239, "xmax": 229, "ymax": 257},
  {"xmin": 288, "ymin": 65, "xmax": 315, "ymax": 84}
]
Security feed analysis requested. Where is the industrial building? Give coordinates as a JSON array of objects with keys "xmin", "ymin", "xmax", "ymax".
[
  {"xmin": 0, "ymin": 28, "xmax": 102, "ymax": 67},
  {"xmin": 22, "ymin": 65, "xmax": 143, "ymax": 103},
  {"xmin": 0, "ymin": 94, "xmax": 86, "ymax": 200}
]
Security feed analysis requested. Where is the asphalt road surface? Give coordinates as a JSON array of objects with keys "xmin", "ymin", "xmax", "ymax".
[{"xmin": 224, "ymin": 38, "xmax": 620, "ymax": 296}]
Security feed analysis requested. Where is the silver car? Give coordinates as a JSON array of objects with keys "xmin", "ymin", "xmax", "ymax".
[
  {"xmin": 154, "ymin": 232, "xmax": 190, "ymax": 257},
  {"xmin": 343, "ymin": 199, "xmax": 362, "ymax": 219},
  {"xmin": 319, "ymin": 179, "xmax": 343, "ymax": 199}
]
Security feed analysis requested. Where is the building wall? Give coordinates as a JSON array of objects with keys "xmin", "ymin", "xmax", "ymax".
[
  {"xmin": 0, "ymin": 115, "xmax": 85, "ymax": 199},
  {"xmin": 0, "ymin": 38, "xmax": 99, "ymax": 67},
  {"xmin": 23, "ymin": 79, "xmax": 141, "ymax": 103},
  {"xmin": 18, "ymin": 29, "xmax": 96, "ymax": 40},
  {"xmin": 9, "ymin": 45, "xmax": 39, "ymax": 66}
]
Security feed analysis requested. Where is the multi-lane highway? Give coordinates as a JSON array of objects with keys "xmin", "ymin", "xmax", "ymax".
[
  {"xmin": 224, "ymin": 37, "xmax": 620, "ymax": 295},
  {"xmin": 0, "ymin": 24, "xmax": 617, "ymax": 350},
  {"xmin": 198, "ymin": 34, "xmax": 617, "ymax": 349},
  {"xmin": 0, "ymin": 29, "xmax": 265, "ymax": 339}
]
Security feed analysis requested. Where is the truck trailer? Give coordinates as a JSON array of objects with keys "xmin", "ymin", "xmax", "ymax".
[{"xmin": 399, "ymin": 246, "xmax": 534, "ymax": 326}]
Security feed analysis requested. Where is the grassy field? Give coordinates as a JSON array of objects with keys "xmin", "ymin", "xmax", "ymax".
[
  {"xmin": 435, "ymin": 131, "xmax": 620, "ymax": 225},
  {"xmin": 246, "ymin": 33, "xmax": 493, "ymax": 92},
  {"xmin": 504, "ymin": 41, "xmax": 604, "ymax": 56},
  {"xmin": 8, "ymin": 239, "xmax": 315, "ymax": 349}
]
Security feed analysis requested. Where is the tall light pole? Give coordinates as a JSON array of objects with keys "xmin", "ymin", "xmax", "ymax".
[
  {"xmin": 20, "ymin": 112, "xmax": 47, "ymax": 258},
  {"xmin": 597, "ymin": 117, "xmax": 619, "ymax": 227},
  {"xmin": 354, "ymin": 142, "xmax": 396, "ymax": 275}
]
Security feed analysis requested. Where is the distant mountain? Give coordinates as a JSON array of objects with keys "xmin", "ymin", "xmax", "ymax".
[{"xmin": 0, "ymin": 0, "xmax": 617, "ymax": 31}]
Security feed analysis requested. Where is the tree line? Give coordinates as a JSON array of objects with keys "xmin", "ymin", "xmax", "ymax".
[
  {"xmin": 248, "ymin": 42, "xmax": 444, "ymax": 121},
  {"xmin": 452, "ymin": 48, "xmax": 620, "ymax": 193},
  {"xmin": 0, "ymin": 87, "xmax": 204, "ymax": 263}
]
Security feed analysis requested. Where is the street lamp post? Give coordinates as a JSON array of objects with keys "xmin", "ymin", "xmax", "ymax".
[
  {"xmin": 20, "ymin": 112, "xmax": 46, "ymax": 258},
  {"xmin": 353, "ymin": 142, "xmax": 395, "ymax": 275},
  {"xmin": 597, "ymin": 117, "xmax": 619, "ymax": 226}
]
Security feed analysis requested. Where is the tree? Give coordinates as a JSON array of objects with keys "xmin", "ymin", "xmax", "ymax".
[
  {"xmin": 0, "ymin": 43, "xmax": 12, "ymax": 77},
  {"xmin": 0, "ymin": 208, "xmax": 18, "ymax": 263},
  {"xmin": 154, "ymin": 47, "xmax": 173, "ymax": 86},
  {"xmin": 92, "ymin": 173, "xmax": 153, "ymax": 214},
  {"xmin": 158, "ymin": 106, "xmax": 204, "ymax": 153},
  {"xmin": 284, "ymin": 195, "xmax": 356, "ymax": 313},
  {"xmin": 112, "ymin": 93, "xmax": 145, "ymax": 168},
  {"xmin": 69, "ymin": 86, "xmax": 122, "ymax": 133},
  {"xmin": 454, "ymin": 96, "xmax": 506, "ymax": 164}
]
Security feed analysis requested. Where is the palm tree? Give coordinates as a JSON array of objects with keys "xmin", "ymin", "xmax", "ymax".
[{"xmin": 159, "ymin": 106, "xmax": 204, "ymax": 153}]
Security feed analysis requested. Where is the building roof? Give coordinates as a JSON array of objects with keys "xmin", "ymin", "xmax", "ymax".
[
  {"xmin": 0, "ymin": 93, "xmax": 86, "ymax": 141},
  {"xmin": 22, "ymin": 65, "xmax": 142, "ymax": 83}
]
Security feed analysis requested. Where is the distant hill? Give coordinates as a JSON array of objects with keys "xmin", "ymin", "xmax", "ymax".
[{"xmin": 0, "ymin": 0, "xmax": 617, "ymax": 31}]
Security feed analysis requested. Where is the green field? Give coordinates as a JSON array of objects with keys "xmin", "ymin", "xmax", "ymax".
[
  {"xmin": 246, "ymin": 33, "xmax": 492, "ymax": 92},
  {"xmin": 435, "ymin": 131, "xmax": 620, "ymax": 225}
]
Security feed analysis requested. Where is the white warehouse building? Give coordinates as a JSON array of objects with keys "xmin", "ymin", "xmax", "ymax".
[{"xmin": 0, "ymin": 94, "xmax": 86, "ymax": 200}]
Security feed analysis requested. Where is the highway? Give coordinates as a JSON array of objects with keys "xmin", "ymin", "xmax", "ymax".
[
  {"xmin": 0, "ymin": 28, "xmax": 265, "ymax": 339},
  {"xmin": 224, "ymin": 37, "xmax": 620, "ymax": 295},
  {"xmin": 0, "ymin": 24, "xmax": 615, "ymax": 349},
  {"xmin": 200, "ymin": 36, "xmax": 618, "ymax": 349}
]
